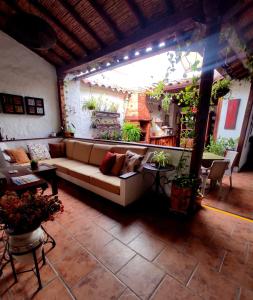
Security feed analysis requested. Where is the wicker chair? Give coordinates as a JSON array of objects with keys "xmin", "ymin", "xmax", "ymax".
[
  {"xmin": 224, "ymin": 150, "xmax": 238, "ymax": 188},
  {"xmin": 201, "ymin": 160, "xmax": 230, "ymax": 196}
]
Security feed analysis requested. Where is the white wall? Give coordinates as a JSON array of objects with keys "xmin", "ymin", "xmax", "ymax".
[
  {"xmin": 78, "ymin": 82, "xmax": 126, "ymax": 138},
  {"xmin": 0, "ymin": 31, "xmax": 60, "ymax": 139},
  {"xmin": 217, "ymin": 80, "xmax": 251, "ymax": 140}
]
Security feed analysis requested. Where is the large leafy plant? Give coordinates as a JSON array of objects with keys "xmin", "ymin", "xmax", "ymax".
[
  {"xmin": 122, "ymin": 123, "xmax": 141, "ymax": 142},
  {"xmin": 205, "ymin": 136, "xmax": 238, "ymax": 156}
]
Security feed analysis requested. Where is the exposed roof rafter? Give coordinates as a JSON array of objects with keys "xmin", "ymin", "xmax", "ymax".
[
  {"xmin": 125, "ymin": 0, "xmax": 146, "ymax": 28},
  {"xmin": 30, "ymin": 0, "xmax": 90, "ymax": 54},
  {"xmin": 89, "ymin": 0, "xmax": 123, "ymax": 40},
  {"xmin": 59, "ymin": 0, "xmax": 106, "ymax": 48}
]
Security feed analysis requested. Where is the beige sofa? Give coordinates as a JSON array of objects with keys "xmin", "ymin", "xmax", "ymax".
[{"xmin": 37, "ymin": 140, "xmax": 149, "ymax": 207}]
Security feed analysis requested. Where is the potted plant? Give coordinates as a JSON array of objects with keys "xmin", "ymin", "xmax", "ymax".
[
  {"xmin": 211, "ymin": 78, "xmax": 231, "ymax": 104},
  {"xmin": 30, "ymin": 159, "xmax": 38, "ymax": 170},
  {"xmin": 64, "ymin": 122, "xmax": 76, "ymax": 138},
  {"xmin": 0, "ymin": 191, "xmax": 63, "ymax": 262},
  {"xmin": 82, "ymin": 96, "xmax": 97, "ymax": 111},
  {"xmin": 151, "ymin": 151, "xmax": 171, "ymax": 169},
  {"xmin": 122, "ymin": 122, "xmax": 141, "ymax": 142}
]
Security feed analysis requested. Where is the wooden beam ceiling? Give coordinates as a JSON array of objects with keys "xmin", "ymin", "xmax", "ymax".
[
  {"xmin": 164, "ymin": 0, "xmax": 175, "ymax": 15},
  {"xmin": 59, "ymin": 0, "xmax": 106, "ymax": 48},
  {"xmin": 30, "ymin": 0, "xmax": 90, "ymax": 54},
  {"xmin": 58, "ymin": 4, "xmax": 203, "ymax": 74},
  {"xmin": 125, "ymin": 0, "xmax": 146, "ymax": 28},
  {"xmin": 89, "ymin": 0, "xmax": 123, "ymax": 40}
]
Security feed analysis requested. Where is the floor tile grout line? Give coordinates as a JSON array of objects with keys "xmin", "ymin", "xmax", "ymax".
[
  {"xmin": 185, "ymin": 262, "xmax": 199, "ymax": 287},
  {"xmin": 46, "ymin": 256, "xmax": 76, "ymax": 300},
  {"xmin": 218, "ymin": 250, "xmax": 227, "ymax": 273},
  {"xmin": 147, "ymin": 272, "xmax": 167, "ymax": 300},
  {"xmin": 115, "ymin": 254, "xmax": 137, "ymax": 275}
]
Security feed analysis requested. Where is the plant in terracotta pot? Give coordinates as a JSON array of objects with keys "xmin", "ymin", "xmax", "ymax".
[
  {"xmin": 64, "ymin": 122, "xmax": 76, "ymax": 138},
  {"xmin": 0, "ymin": 191, "xmax": 64, "ymax": 262},
  {"xmin": 151, "ymin": 151, "xmax": 171, "ymax": 169},
  {"xmin": 30, "ymin": 159, "xmax": 38, "ymax": 170}
]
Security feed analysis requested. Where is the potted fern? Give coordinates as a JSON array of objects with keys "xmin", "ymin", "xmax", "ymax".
[
  {"xmin": 211, "ymin": 78, "xmax": 231, "ymax": 104},
  {"xmin": 151, "ymin": 151, "xmax": 171, "ymax": 169},
  {"xmin": 122, "ymin": 123, "xmax": 141, "ymax": 142}
]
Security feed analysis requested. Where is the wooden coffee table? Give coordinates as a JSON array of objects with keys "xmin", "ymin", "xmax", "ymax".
[{"xmin": 0, "ymin": 164, "xmax": 58, "ymax": 195}]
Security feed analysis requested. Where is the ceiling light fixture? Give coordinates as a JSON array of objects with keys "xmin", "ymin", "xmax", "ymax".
[
  {"xmin": 135, "ymin": 51, "xmax": 140, "ymax": 56},
  {"xmin": 159, "ymin": 42, "xmax": 165, "ymax": 48},
  {"xmin": 123, "ymin": 55, "xmax": 129, "ymax": 60},
  {"xmin": 146, "ymin": 47, "xmax": 152, "ymax": 52}
]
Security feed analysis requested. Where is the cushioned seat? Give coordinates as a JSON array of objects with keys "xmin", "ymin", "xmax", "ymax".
[
  {"xmin": 90, "ymin": 172, "xmax": 121, "ymax": 195},
  {"xmin": 53, "ymin": 159, "xmax": 86, "ymax": 174},
  {"xmin": 68, "ymin": 164, "xmax": 100, "ymax": 183}
]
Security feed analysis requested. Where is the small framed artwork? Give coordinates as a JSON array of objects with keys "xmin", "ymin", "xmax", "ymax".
[
  {"xmin": 25, "ymin": 97, "xmax": 45, "ymax": 115},
  {"xmin": 0, "ymin": 93, "xmax": 25, "ymax": 114}
]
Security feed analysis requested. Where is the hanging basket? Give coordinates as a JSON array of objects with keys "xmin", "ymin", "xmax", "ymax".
[{"xmin": 7, "ymin": 226, "xmax": 44, "ymax": 264}]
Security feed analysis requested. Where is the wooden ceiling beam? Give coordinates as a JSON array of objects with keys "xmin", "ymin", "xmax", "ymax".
[
  {"xmin": 49, "ymin": 48, "xmax": 69, "ymax": 64},
  {"xmin": 3, "ymin": 0, "xmax": 78, "ymax": 62},
  {"xmin": 89, "ymin": 0, "xmax": 123, "ymax": 40},
  {"xmin": 59, "ymin": 0, "xmax": 106, "ymax": 48},
  {"xmin": 58, "ymin": 4, "xmax": 203, "ymax": 74},
  {"xmin": 164, "ymin": 0, "xmax": 175, "ymax": 15},
  {"xmin": 30, "ymin": 1, "xmax": 90, "ymax": 54},
  {"xmin": 125, "ymin": 0, "xmax": 146, "ymax": 28}
]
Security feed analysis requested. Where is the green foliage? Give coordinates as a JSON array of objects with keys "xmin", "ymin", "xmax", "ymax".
[
  {"xmin": 67, "ymin": 123, "xmax": 76, "ymax": 133},
  {"xmin": 205, "ymin": 136, "xmax": 238, "ymax": 156},
  {"xmin": 151, "ymin": 151, "xmax": 171, "ymax": 168},
  {"xmin": 108, "ymin": 102, "xmax": 119, "ymax": 113},
  {"xmin": 122, "ymin": 123, "xmax": 141, "ymax": 142},
  {"xmin": 211, "ymin": 78, "xmax": 231, "ymax": 100},
  {"xmin": 82, "ymin": 97, "xmax": 97, "ymax": 111},
  {"xmin": 173, "ymin": 175, "xmax": 199, "ymax": 188},
  {"xmin": 146, "ymin": 81, "xmax": 172, "ymax": 113}
]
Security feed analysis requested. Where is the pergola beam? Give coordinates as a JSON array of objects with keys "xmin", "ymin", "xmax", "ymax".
[
  {"xmin": 58, "ymin": 4, "xmax": 203, "ymax": 74},
  {"xmin": 125, "ymin": 0, "xmax": 146, "ymax": 27},
  {"xmin": 59, "ymin": 0, "xmax": 106, "ymax": 48},
  {"xmin": 89, "ymin": 0, "xmax": 123, "ymax": 40}
]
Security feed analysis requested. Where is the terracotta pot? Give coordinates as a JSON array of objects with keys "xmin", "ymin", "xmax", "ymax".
[
  {"xmin": 7, "ymin": 226, "xmax": 44, "ymax": 264},
  {"xmin": 64, "ymin": 131, "xmax": 74, "ymax": 138},
  {"xmin": 170, "ymin": 183, "xmax": 192, "ymax": 213}
]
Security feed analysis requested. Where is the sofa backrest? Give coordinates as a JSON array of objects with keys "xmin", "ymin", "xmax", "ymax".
[
  {"xmin": 65, "ymin": 140, "xmax": 76, "ymax": 159},
  {"xmin": 72, "ymin": 141, "xmax": 93, "ymax": 163},
  {"xmin": 111, "ymin": 145, "xmax": 148, "ymax": 156},
  {"xmin": 89, "ymin": 143, "xmax": 113, "ymax": 166}
]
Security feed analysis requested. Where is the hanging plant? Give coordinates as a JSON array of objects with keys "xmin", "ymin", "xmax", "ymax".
[
  {"xmin": 82, "ymin": 96, "xmax": 97, "ymax": 111},
  {"xmin": 211, "ymin": 78, "xmax": 231, "ymax": 103}
]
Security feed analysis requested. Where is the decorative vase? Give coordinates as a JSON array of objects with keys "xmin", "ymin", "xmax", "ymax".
[
  {"xmin": 30, "ymin": 160, "xmax": 38, "ymax": 170},
  {"xmin": 7, "ymin": 226, "xmax": 44, "ymax": 264}
]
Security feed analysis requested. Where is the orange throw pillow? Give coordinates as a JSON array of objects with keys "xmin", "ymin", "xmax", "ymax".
[
  {"xmin": 5, "ymin": 148, "xmax": 30, "ymax": 164},
  {"xmin": 111, "ymin": 153, "xmax": 125, "ymax": 176},
  {"xmin": 99, "ymin": 151, "xmax": 116, "ymax": 175}
]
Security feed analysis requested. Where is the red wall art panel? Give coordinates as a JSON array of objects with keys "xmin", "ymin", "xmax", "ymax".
[{"xmin": 224, "ymin": 99, "xmax": 240, "ymax": 129}]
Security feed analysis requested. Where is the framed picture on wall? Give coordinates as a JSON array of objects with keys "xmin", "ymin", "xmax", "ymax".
[
  {"xmin": 0, "ymin": 93, "xmax": 25, "ymax": 114},
  {"xmin": 25, "ymin": 97, "xmax": 45, "ymax": 115}
]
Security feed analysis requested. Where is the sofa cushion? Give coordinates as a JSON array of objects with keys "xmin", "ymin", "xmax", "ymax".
[
  {"xmin": 27, "ymin": 144, "xmax": 51, "ymax": 161},
  {"xmin": 5, "ymin": 148, "xmax": 30, "ymax": 164},
  {"xmin": 0, "ymin": 143, "xmax": 12, "ymax": 162},
  {"xmin": 90, "ymin": 172, "xmax": 121, "ymax": 195},
  {"xmin": 72, "ymin": 141, "xmax": 93, "ymax": 163},
  {"xmin": 111, "ymin": 145, "xmax": 147, "ymax": 156},
  {"xmin": 120, "ymin": 150, "xmax": 144, "ymax": 174},
  {"xmin": 111, "ymin": 153, "xmax": 125, "ymax": 176},
  {"xmin": 49, "ymin": 142, "xmax": 66, "ymax": 158},
  {"xmin": 65, "ymin": 140, "xmax": 76, "ymax": 159},
  {"xmin": 99, "ymin": 151, "xmax": 116, "ymax": 175},
  {"xmin": 89, "ymin": 144, "xmax": 113, "ymax": 166},
  {"xmin": 53, "ymin": 159, "xmax": 85, "ymax": 174},
  {"xmin": 68, "ymin": 164, "xmax": 99, "ymax": 183}
]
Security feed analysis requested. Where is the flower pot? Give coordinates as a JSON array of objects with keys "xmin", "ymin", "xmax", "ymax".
[
  {"xmin": 7, "ymin": 226, "xmax": 44, "ymax": 264},
  {"xmin": 170, "ymin": 183, "xmax": 192, "ymax": 213},
  {"xmin": 64, "ymin": 131, "xmax": 74, "ymax": 138}
]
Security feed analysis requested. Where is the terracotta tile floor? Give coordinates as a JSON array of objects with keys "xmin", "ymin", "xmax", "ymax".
[
  {"xmin": 1, "ymin": 178, "xmax": 253, "ymax": 300},
  {"xmin": 203, "ymin": 171, "xmax": 253, "ymax": 219}
]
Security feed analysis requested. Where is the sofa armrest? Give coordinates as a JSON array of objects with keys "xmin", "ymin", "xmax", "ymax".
[{"xmin": 119, "ymin": 172, "xmax": 138, "ymax": 179}]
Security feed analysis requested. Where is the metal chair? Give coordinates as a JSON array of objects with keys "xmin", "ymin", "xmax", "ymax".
[
  {"xmin": 201, "ymin": 160, "xmax": 230, "ymax": 196},
  {"xmin": 224, "ymin": 150, "xmax": 238, "ymax": 188}
]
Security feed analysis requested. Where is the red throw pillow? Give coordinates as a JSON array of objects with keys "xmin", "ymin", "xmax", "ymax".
[{"xmin": 99, "ymin": 151, "xmax": 116, "ymax": 175}]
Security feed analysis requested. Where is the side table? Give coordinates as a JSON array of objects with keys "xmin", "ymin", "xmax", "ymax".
[{"xmin": 143, "ymin": 163, "xmax": 175, "ymax": 195}]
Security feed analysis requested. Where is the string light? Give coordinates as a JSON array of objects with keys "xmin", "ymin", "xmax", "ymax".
[
  {"xmin": 124, "ymin": 55, "xmax": 129, "ymax": 60},
  {"xmin": 106, "ymin": 62, "xmax": 111, "ymax": 66},
  {"xmin": 135, "ymin": 51, "xmax": 140, "ymax": 56},
  {"xmin": 146, "ymin": 47, "xmax": 152, "ymax": 52},
  {"xmin": 159, "ymin": 42, "xmax": 165, "ymax": 48}
]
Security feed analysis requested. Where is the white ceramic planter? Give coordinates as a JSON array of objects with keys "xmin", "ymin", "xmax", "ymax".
[{"xmin": 8, "ymin": 226, "xmax": 44, "ymax": 264}]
